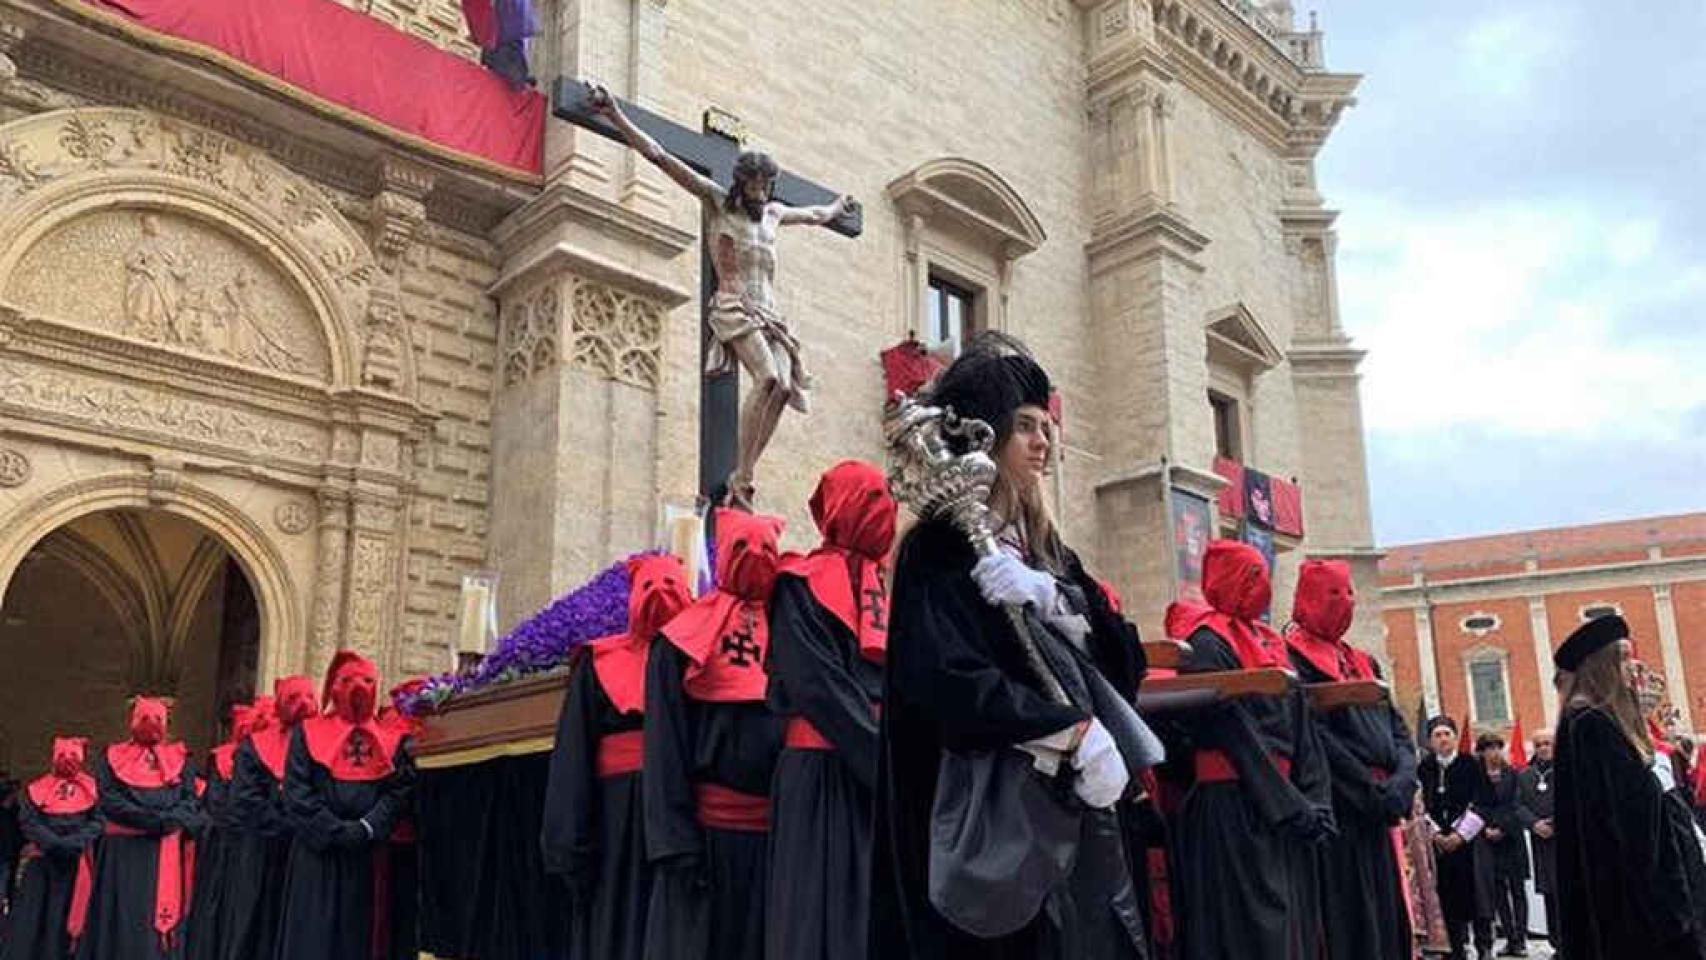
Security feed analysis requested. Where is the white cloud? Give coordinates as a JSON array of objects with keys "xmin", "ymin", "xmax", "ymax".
[
  {"xmin": 1336, "ymin": 194, "xmax": 1702, "ymax": 445},
  {"xmin": 1457, "ymin": 7, "xmax": 1577, "ymax": 101}
]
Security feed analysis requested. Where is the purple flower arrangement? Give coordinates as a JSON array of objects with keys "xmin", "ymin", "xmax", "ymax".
[{"xmin": 395, "ymin": 541, "xmax": 717, "ymax": 716}]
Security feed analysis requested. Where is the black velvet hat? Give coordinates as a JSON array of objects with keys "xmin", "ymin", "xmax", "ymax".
[
  {"xmin": 926, "ymin": 332, "xmax": 1052, "ymax": 453},
  {"xmin": 1426, "ymin": 715, "xmax": 1457, "ymax": 737},
  {"xmin": 1554, "ymin": 613, "xmax": 1629, "ymax": 672}
]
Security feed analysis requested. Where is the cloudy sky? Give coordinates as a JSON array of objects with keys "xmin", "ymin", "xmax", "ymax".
[{"xmin": 1305, "ymin": 1, "xmax": 1704, "ymax": 546}]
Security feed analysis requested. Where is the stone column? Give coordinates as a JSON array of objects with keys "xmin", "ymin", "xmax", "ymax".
[
  {"xmin": 1528, "ymin": 596, "xmax": 1559, "ymax": 722},
  {"xmin": 309, "ymin": 487, "xmax": 350, "ymax": 674},
  {"xmin": 1654, "ymin": 583, "xmax": 1693, "ymax": 730},
  {"xmin": 1414, "ymin": 595, "xmax": 1442, "ymax": 716}
]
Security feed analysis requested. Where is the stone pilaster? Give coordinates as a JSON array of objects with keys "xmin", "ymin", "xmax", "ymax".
[{"xmin": 1654, "ymin": 583, "xmax": 1693, "ymax": 730}]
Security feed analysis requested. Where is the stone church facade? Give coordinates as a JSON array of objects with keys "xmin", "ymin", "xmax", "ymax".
[{"xmin": 0, "ymin": 0, "xmax": 1373, "ymax": 767}]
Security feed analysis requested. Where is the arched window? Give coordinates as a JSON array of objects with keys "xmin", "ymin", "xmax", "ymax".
[{"xmin": 1464, "ymin": 646, "xmax": 1512, "ymax": 727}]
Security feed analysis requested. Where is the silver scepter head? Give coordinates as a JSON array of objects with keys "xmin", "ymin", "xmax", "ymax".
[{"xmin": 883, "ymin": 393, "xmax": 1002, "ymax": 558}]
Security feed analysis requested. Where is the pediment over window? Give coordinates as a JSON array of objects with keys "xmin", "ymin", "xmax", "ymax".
[
  {"xmin": 886, "ymin": 158, "xmax": 1046, "ymax": 257},
  {"xmin": 1206, "ymin": 302, "xmax": 1284, "ymax": 373}
]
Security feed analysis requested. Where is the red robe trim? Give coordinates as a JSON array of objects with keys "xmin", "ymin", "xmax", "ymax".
[
  {"xmin": 781, "ymin": 550, "xmax": 888, "ymax": 663},
  {"xmin": 27, "ymin": 771, "xmax": 98, "ymax": 815},
  {"xmin": 1164, "ymin": 539, "xmax": 1287, "ymax": 670},
  {"xmin": 251, "ymin": 725, "xmax": 292, "ymax": 781},
  {"xmin": 212, "ymin": 743, "xmax": 239, "ymax": 781},
  {"xmin": 664, "ymin": 593, "xmax": 771, "ymax": 703},
  {"xmin": 590, "ymin": 634, "xmax": 650, "ymax": 715},
  {"xmin": 301, "ymin": 715, "xmax": 406, "ymax": 782},
  {"xmin": 106, "ymin": 741, "xmax": 188, "ymax": 789}
]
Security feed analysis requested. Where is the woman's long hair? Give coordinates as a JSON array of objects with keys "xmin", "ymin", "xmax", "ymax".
[
  {"xmin": 1561, "ymin": 640, "xmax": 1653, "ymax": 763},
  {"xmin": 989, "ymin": 432, "xmax": 1064, "ymax": 575}
]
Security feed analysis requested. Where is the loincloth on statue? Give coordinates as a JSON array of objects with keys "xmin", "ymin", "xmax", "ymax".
[{"xmin": 705, "ymin": 293, "xmax": 813, "ymax": 413}]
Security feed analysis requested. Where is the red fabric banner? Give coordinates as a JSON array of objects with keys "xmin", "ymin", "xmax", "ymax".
[
  {"xmin": 1212, "ymin": 456, "xmax": 1245, "ymax": 521},
  {"xmin": 1270, "ymin": 475, "xmax": 1304, "ymax": 537},
  {"xmin": 83, "ymin": 0, "xmax": 544, "ymax": 177}
]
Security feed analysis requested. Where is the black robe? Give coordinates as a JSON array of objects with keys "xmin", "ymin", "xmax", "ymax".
[
  {"xmin": 1288, "ymin": 654, "xmax": 1416, "ymax": 960},
  {"xmin": 1162, "ymin": 627, "xmax": 1331, "ymax": 960},
  {"xmin": 1557, "ymin": 704, "xmax": 1706, "ymax": 960},
  {"xmin": 764, "ymin": 573, "xmax": 883, "ymax": 960},
  {"xmin": 274, "ymin": 727, "xmax": 415, "ymax": 960},
  {"xmin": 1476, "ymin": 764, "xmax": 1531, "ymax": 879},
  {"xmin": 641, "ymin": 639, "xmax": 784, "ymax": 960},
  {"xmin": 541, "ymin": 654, "xmax": 651, "ymax": 960},
  {"xmin": 868, "ymin": 517, "xmax": 1148, "ymax": 960},
  {"xmin": 1, "ymin": 796, "xmax": 101, "ymax": 960},
  {"xmin": 75, "ymin": 755, "xmax": 203, "ymax": 960},
  {"xmin": 215, "ymin": 741, "xmax": 290, "ymax": 960},
  {"xmin": 185, "ymin": 764, "xmax": 234, "ymax": 960},
  {"xmin": 1515, "ymin": 760, "xmax": 1555, "ymax": 896},
  {"xmin": 1417, "ymin": 750, "xmax": 1487, "ymax": 930}
]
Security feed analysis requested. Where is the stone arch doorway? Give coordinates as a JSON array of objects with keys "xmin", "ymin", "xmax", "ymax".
[{"xmin": 0, "ymin": 508, "xmax": 260, "ymax": 777}]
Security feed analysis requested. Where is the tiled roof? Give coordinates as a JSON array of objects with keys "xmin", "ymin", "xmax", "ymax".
[{"xmin": 1379, "ymin": 513, "xmax": 1706, "ymax": 578}]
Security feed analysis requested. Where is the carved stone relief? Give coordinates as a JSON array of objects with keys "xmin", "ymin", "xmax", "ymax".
[
  {"xmin": 502, "ymin": 276, "xmax": 664, "ymax": 391},
  {"xmin": 0, "ymin": 357, "xmax": 326, "ymax": 462},
  {"xmin": 501, "ymin": 282, "xmax": 559, "ymax": 387},
  {"xmin": 0, "ymin": 446, "xmax": 28, "ymax": 486},
  {"xmin": 7, "ymin": 210, "xmax": 329, "ymax": 379},
  {"xmin": 274, "ymin": 499, "xmax": 312, "ymax": 535}
]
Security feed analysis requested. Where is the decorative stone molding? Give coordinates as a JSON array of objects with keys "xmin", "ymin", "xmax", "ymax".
[
  {"xmin": 273, "ymin": 499, "xmax": 312, "ymax": 535},
  {"xmin": 0, "ymin": 445, "xmax": 28, "ymax": 486},
  {"xmin": 502, "ymin": 275, "xmax": 664, "ymax": 391},
  {"xmin": 370, "ymin": 153, "xmax": 435, "ymax": 268},
  {"xmin": 1459, "ymin": 611, "xmax": 1501, "ymax": 636},
  {"xmin": 1577, "ymin": 600, "xmax": 1623, "ymax": 622},
  {"xmin": 1206, "ymin": 302, "xmax": 1282, "ymax": 373},
  {"xmin": 359, "ymin": 286, "xmax": 411, "ymax": 394}
]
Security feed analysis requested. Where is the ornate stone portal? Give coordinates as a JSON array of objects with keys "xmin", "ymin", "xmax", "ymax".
[{"xmin": 0, "ymin": 106, "xmax": 431, "ymax": 685}]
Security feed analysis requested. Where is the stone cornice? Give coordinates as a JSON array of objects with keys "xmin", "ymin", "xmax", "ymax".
[
  {"xmin": 1382, "ymin": 554, "xmax": 1706, "ymax": 608},
  {"xmin": 1146, "ymin": 0, "xmax": 1360, "ymax": 157},
  {"xmin": 1287, "ymin": 340, "xmax": 1365, "ymax": 379},
  {"xmin": 1085, "ymin": 203, "xmax": 1209, "ymax": 274},
  {"xmin": 491, "ymin": 181, "xmax": 695, "ymax": 262}
]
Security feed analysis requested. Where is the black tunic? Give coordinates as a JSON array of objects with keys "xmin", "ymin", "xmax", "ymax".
[
  {"xmin": 274, "ymin": 728, "xmax": 415, "ymax": 960},
  {"xmin": 642, "ymin": 639, "xmax": 784, "ymax": 960},
  {"xmin": 764, "ymin": 573, "xmax": 883, "ymax": 960},
  {"xmin": 1417, "ymin": 750, "xmax": 1487, "ymax": 928},
  {"xmin": 1476, "ymin": 764, "xmax": 1531, "ymax": 879},
  {"xmin": 1515, "ymin": 759, "xmax": 1556, "ymax": 895},
  {"xmin": 1288, "ymin": 654, "xmax": 1416, "ymax": 960},
  {"xmin": 75, "ymin": 755, "xmax": 202, "ymax": 960},
  {"xmin": 868, "ymin": 517, "xmax": 1147, "ymax": 960},
  {"xmin": 185, "ymin": 764, "xmax": 234, "ymax": 960},
  {"xmin": 1163, "ymin": 627, "xmax": 1331, "ymax": 960},
  {"xmin": 541, "ymin": 654, "xmax": 651, "ymax": 960},
  {"xmin": 215, "ymin": 741, "xmax": 290, "ymax": 960},
  {"xmin": 1556, "ymin": 704, "xmax": 1706, "ymax": 960},
  {"xmin": 1, "ymin": 796, "xmax": 101, "ymax": 960}
]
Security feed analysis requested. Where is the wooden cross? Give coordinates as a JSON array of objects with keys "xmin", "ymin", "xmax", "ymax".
[{"xmin": 554, "ymin": 79, "xmax": 863, "ymax": 501}]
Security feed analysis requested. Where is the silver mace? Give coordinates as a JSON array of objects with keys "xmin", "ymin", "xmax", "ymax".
[{"xmin": 884, "ymin": 393, "xmax": 1071, "ymax": 707}]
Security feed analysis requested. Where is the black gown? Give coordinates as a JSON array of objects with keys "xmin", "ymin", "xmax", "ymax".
[
  {"xmin": 541, "ymin": 654, "xmax": 651, "ymax": 960},
  {"xmin": 1556, "ymin": 704, "xmax": 1706, "ymax": 960},
  {"xmin": 215, "ymin": 741, "xmax": 290, "ymax": 960},
  {"xmin": 1476, "ymin": 763, "xmax": 1531, "ymax": 947},
  {"xmin": 868, "ymin": 517, "xmax": 1148, "ymax": 960},
  {"xmin": 1418, "ymin": 750, "xmax": 1492, "ymax": 956},
  {"xmin": 1, "ymin": 795, "xmax": 101, "ymax": 960},
  {"xmin": 1288, "ymin": 654, "xmax": 1416, "ymax": 960},
  {"xmin": 185, "ymin": 763, "xmax": 234, "ymax": 960},
  {"xmin": 765, "ymin": 573, "xmax": 883, "ymax": 960},
  {"xmin": 1164, "ymin": 627, "xmax": 1332, "ymax": 960},
  {"xmin": 642, "ymin": 639, "xmax": 784, "ymax": 960},
  {"xmin": 274, "ymin": 728, "xmax": 416, "ymax": 960},
  {"xmin": 75, "ymin": 753, "xmax": 202, "ymax": 960}
]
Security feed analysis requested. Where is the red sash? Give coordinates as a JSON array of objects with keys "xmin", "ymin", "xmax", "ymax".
[
  {"xmin": 1194, "ymin": 749, "xmax": 1292, "ymax": 784},
  {"xmin": 104, "ymin": 822, "xmax": 184, "ymax": 947},
  {"xmin": 596, "ymin": 730, "xmax": 644, "ymax": 777},
  {"xmin": 67, "ymin": 847, "xmax": 96, "ymax": 944},
  {"xmin": 785, "ymin": 717, "xmax": 835, "ymax": 751},
  {"xmin": 694, "ymin": 783, "xmax": 770, "ymax": 832}
]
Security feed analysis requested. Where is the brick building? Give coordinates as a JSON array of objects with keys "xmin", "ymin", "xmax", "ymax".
[
  {"xmin": 0, "ymin": 0, "xmax": 1376, "ymax": 771},
  {"xmin": 1380, "ymin": 513, "xmax": 1706, "ymax": 738}
]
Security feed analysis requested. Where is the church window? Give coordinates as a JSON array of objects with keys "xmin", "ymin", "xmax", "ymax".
[{"xmin": 1466, "ymin": 650, "xmax": 1512, "ymax": 726}]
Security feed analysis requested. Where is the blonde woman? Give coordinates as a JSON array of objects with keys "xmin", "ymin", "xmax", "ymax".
[{"xmin": 1554, "ymin": 615, "xmax": 1706, "ymax": 960}]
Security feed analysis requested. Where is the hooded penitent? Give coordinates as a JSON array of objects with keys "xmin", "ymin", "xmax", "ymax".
[
  {"xmin": 1164, "ymin": 539, "xmax": 1287, "ymax": 670},
  {"xmin": 661, "ymin": 509, "xmax": 787, "ymax": 702},
  {"xmin": 1283, "ymin": 559, "xmax": 1373, "ymax": 682},
  {"xmin": 211, "ymin": 704, "xmax": 260, "ymax": 782},
  {"xmin": 589, "ymin": 553, "xmax": 694, "ymax": 714},
  {"xmin": 779, "ymin": 459, "xmax": 897, "ymax": 663},
  {"xmin": 31, "ymin": 736, "xmax": 97, "ymax": 815},
  {"xmin": 302, "ymin": 652, "xmax": 404, "ymax": 781},
  {"xmin": 253, "ymin": 675, "xmax": 318, "ymax": 780}
]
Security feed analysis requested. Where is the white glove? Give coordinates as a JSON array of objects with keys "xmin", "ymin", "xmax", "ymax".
[
  {"xmin": 972, "ymin": 553, "xmax": 1058, "ymax": 612},
  {"xmin": 1070, "ymin": 719, "xmax": 1129, "ymax": 809}
]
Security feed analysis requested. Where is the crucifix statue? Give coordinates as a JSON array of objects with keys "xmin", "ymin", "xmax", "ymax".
[{"xmin": 567, "ymin": 81, "xmax": 860, "ymax": 509}]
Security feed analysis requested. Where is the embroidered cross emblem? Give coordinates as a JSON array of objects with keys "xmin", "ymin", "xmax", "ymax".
[
  {"xmin": 142, "ymin": 750, "xmax": 159, "ymax": 770},
  {"xmin": 862, "ymin": 582, "xmax": 888, "ymax": 631},
  {"xmin": 721, "ymin": 628, "xmax": 762, "ymax": 668},
  {"xmin": 343, "ymin": 730, "xmax": 375, "ymax": 769},
  {"xmin": 56, "ymin": 782, "xmax": 76, "ymax": 800}
]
